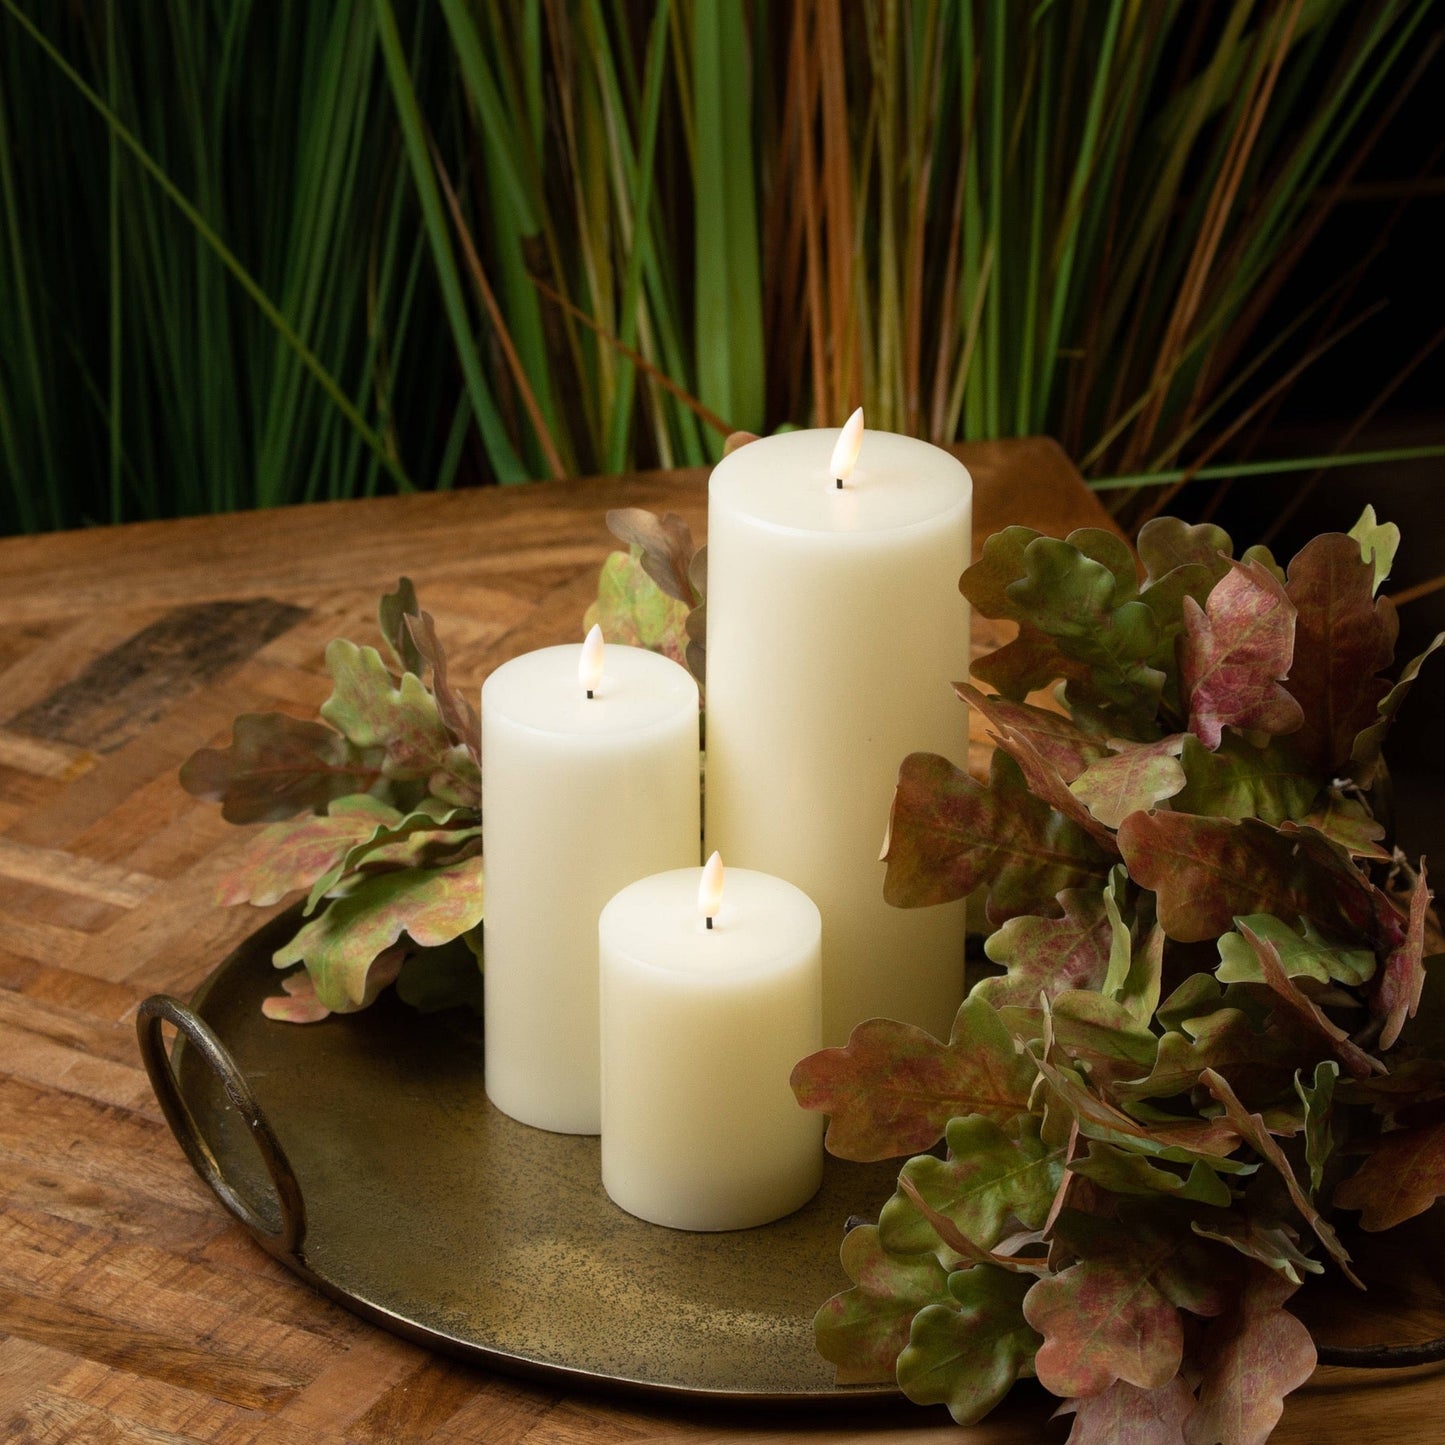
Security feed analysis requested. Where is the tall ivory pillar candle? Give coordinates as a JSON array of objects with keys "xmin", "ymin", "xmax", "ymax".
[
  {"xmin": 482, "ymin": 628, "xmax": 700, "ymax": 1134},
  {"xmin": 599, "ymin": 854, "xmax": 823, "ymax": 1230},
  {"xmin": 705, "ymin": 417, "xmax": 972, "ymax": 1044}
]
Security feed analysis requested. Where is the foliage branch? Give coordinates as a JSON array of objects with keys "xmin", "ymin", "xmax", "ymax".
[{"xmin": 790, "ymin": 508, "xmax": 1443, "ymax": 1441}]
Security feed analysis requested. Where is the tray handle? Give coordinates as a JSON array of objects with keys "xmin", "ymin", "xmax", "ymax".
[{"xmin": 137, "ymin": 993, "xmax": 307, "ymax": 1260}]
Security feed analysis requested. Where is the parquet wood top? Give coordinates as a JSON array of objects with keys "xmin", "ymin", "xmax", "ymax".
[{"xmin": 1, "ymin": 438, "xmax": 1440, "ymax": 1442}]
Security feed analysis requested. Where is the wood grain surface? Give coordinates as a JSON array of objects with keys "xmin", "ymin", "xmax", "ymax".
[{"xmin": 1, "ymin": 437, "xmax": 1441, "ymax": 1443}]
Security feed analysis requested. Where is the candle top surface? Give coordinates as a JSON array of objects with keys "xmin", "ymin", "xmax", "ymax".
[
  {"xmin": 601, "ymin": 866, "xmax": 821, "ymax": 978},
  {"xmin": 710, "ymin": 428, "xmax": 970, "ymax": 536},
  {"xmin": 483, "ymin": 642, "xmax": 698, "ymax": 736}
]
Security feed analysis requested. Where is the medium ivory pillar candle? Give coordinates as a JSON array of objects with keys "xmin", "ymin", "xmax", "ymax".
[
  {"xmin": 482, "ymin": 628, "xmax": 700, "ymax": 1134},
  {"xmin": 599, "ymin": 854, "xmax": 823, "ymax": 1231},
  {"xmin": 705, "ymin": 416, "xmax": 972, "ymax": 1044}
]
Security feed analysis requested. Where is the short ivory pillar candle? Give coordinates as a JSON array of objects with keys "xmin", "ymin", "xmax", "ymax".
[
  {"xmin": 705, "ymin": 413, "xmax": 972, "ymax": 1044},
  {"xmin": 599, "ymin": 854, "xmax": 823, "ymax": 1231},
  {"xmin": 482, "ymin": 627, "xmax": 700, "ymax": 1134}
]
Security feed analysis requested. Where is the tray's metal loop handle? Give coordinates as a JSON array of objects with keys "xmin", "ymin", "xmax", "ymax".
[{"xmin": 137, "ymin": 994, "xmax": 307, "ymax": 1260}]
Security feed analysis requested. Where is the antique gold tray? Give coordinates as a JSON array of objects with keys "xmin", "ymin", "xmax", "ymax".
[{"xmin": 137, "ymin": 907, "xmax": 903, "ymax": 1405}]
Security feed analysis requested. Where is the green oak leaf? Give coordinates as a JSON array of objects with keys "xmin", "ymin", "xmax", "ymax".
[
  {"xmin": 1296, "ymin": 1060, "xmax": 1339, "ymax": 1195},
  {"xmin": 1283, "ymin": 532, "xmax": 1397, "ymax": 774},
  {"xmin": 1349, "ymin": 504, "xmax": 1401, "ymax": 594},
  {"xmin": 791, "ymin": 995, "xmax": 1036, "ymax": 1162},
  {"xmin": 1172, "ymin": 733, "xmax": 1318, "ymax": 825},
  {"xmin": 1217, "ymin": 914, "xmax": 1375, "ymax": 988},
  {"xmin": 1118, "ymin": 812, "xmax": 1401, "ymax": 949},
  {"xmin": 879, "ymin": 1115, "xmax": 1064, "ymax": 1256},
  {"xmin": 1350, "ymin": 630, "xmax": 1443, "ymax": 786},
  {"xmin": 1156, "ymin": 972, "xmax": 1226, "ymax": 1031},
  {"xmin": 179, "ymin": 711, "xmax": 382, "ymax": 824},
  {"xmin": 1102, "ymin": 885, "xmax": 1163, "ymax": 1025},
  {"xmin": 217, "ymin": 795, "xmax": 402, "ymax": 907},
  {"xmin": 895, "ymin": 1266, "xmax": 1039, "ymax": 1425},
  {"xmin": 395, "ymin": 937, "xmax": 485, "ymax": 1015},
  {"xmin": 1190, "ymin": 1214, "xmax": 1322, "ymax": 1286},
  {"xmin": 1373, "ymin": 861, "xmax": 1432, "ymax": 1049},
  {"xmin": 273, "ymin": 855, "xmax": 486, "ymax": 1013},
  {"xmin": 583, "ymin": 548, "xmax": 692, "ymax": 667},
  {"xmin": 976, "ymin": 888, "xmax": 1113, "ymax": 1008},
  {"xmin": 1061, "ymin": 1376, "xmax": 1197, "ymax": 1445},
  {"xmin": 1241, "ymin": 541, "xmax": 1286, "ymax": 584},
  {"xmin": 814, "ymin": 1224, "xmax": 951, "ymax": 1385},
  {"xmin": 1299, "ymin": 790, "xmax": 1388, "ymax": 859},
  {"xmin": 320, "ymin": 639, "xmax": 479, "ymax": 806},
  {"xmin": 954, "ymin": 683, "xmax": 1106, "ymax": 783},
  {"xmin": 1137, "ymin": 516, "xmax": 1233, "ymax": 584},
  {"xmin": 970, "ymin": 623, "xmax": 1091, "ymax": 703},
  {"xmin": 1185, "ymin": 1266, "xmax": 1315, "ymax": 1445},
  {"xmin": 1069, "ymin": 735, "xmax": 1187, "ymax": 830},
  {"xmin": 1041, "ymin": 990, "xmax": 1158, "ymax": 1084},
  {"xmin": 1179, "ymin": 559, "xmax": 1303, "ymax": 750},
  {"xmin": 883, "ymin": 750, "xmax": 1113, "ymax": 922},
  {"xmin": 378, "ymin": 576, "xmax": 424, "ymax": 676},
  {"xmin": 1068, "ymin": 1142, "xmax": 1234, "ymax": 1208},
  {"xmin": 958, "ymin": 525, "xmax": 1041, "ymax": 622}
]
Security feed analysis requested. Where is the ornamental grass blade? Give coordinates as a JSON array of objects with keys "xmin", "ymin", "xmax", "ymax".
[
  {"xmin": 790, "ymin": 995, "xmax": 1035, "ymax": 1162},
  {"xmin": 814, "ymin": 1224, "xmax": 951, "ymax": 1386},
  {"xmin": 1179, "ymin": 559, "xmax": 1303, "ymax": 750},
  {"xmin": 896, "ymin": 1267, "xmax": 1040, "ymax": 1425},
  {"xmin": 1283, "ymin": 532, "xmax": 1398, "ymax": 773},
  {"xmin": 884, "ymin": 750, "xmax": 1113, "ymax": 922}
]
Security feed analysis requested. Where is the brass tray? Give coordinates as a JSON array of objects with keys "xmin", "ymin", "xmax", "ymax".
[{"xmin": 137, "ymin": 906, "xmax": 903, "ymax": 1406}]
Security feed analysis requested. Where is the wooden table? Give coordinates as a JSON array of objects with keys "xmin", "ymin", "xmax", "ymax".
[{"xmin": 1, "ymin": 439, "xmax": 1441, "ymax": 1443}]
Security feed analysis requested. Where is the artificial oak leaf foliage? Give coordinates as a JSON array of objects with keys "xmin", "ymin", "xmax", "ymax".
[
  {"xmin": 1282, "ymin": 532, "xmax": 1398, "ymax": 774},
  {"xmin": 1061, "ymin": 1375, "xmax": 1198, "ymax": 1445},
  {"xmin": 954, "ymin": 683, "xmax": 1106, "ymax": 783},
  {"xmin": 814, "ymin": 1224, "xmax": 952, "ymax": 1385},
  {"xmin": 895, "ymin": 1266, "xmax": 1041, "ymax": 1424},
  {"xmin": 791, "ymin": 996, "xmax": 1036, "ymax": 1161},
  {"xmin": 583, "ymin": 549, "xmax": 692, "ymax": 667},
  {"xmin": 1069, "ymin": 735, "xmax": 1187, "ymax": 831},
  {"xmin": 604, "ymin": 507, "xmax": 700, "ymax": 606},
  {"xmin": 976, "ymin": 888, "xmax": 1114, "ymax": 1008},
  {"xmin": 405, "ymin": 610, "xmax": 480, "ymax": 761},
  {"xmin": 1334, "ymin": 1116, "xmax": 1445, "ymax": 1230},
  {"xmin": 1183, "ymin": 1266, "xmax": 1315, "ymax": 1445},
  {"xmin": 378, "ymin": 576, "xmax": 425, "ymax": 677},
  {"xmin": 1171, "ymin": 734, "xmax": 1318, "ymax": 826},
  {"xmin": 884, "ymin": 750, "xmax": 1113, "ymax": 921},
  {"xmin": 1373, "ymin": 859, "xmax": 1431, "ymax": 1049},
  {"xmin": 1178, "ymin": 559, "xmax": 1304, "ymax": 751},
  {"xmin": 1348, "ymin": 503, "xmax": 1400, "ymax": 594},
  {"xmin": 180, "ymin": 711, "xmax": 381, "ymax": 824}
]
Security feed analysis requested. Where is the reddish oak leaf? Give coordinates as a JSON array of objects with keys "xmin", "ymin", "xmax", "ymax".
[
  {"xmin": 1118, "ymin": 812, "xmax": 1401, "ymax": 949},
  {"xmin": 955, "ymin": 683, "xmax": 1106, "ymax": 783},
  {"xmin": 1334, "ymin": 1117, "xmax": 1445, "ymax": 1231},
  {"xmin": 976, "ymin": 889, "xmax": 1114, "ymax": 1008},
  {"xmin": 1200, "ymin": 1069, "xmax": 1359, "ymax": 1286},
  {"xmin": 216, "ymin": 795, "xmax": 402, "ymax": 907},
  {"xmin": 377, "ymin": 576, "xmax": 425, "ymax": 676},
  {"xmin": 1283, "ymin": 532, "xmax": 1397, "ymax": 774},
  {"xmin": 971, "ymin": 623, "xmax": 1092, "ymax": 702},
  {"xmin": 1025, "ymin": 1252, "xmax": 1186, "ymax": 1398},
  {"xmin": 1061, "ymin": 1376, "xmax": 1197, "ymax": 1445},
  {"xmin": 604, "ymin": 507, "xmax": 701, "ymax": 605},
  {"xmin": 1183, "ymin": 1266, "xmax": 1315, "ymax": 1445},
  {"xmin": 179, "ymin": 711, "xmax": 381, "ymax": 824},
  {"xmin": 884, "ymin": 750, "xmax": 1113, "ymax": 922},
  {"xmin": 791, "ymin": 996, "xmax": 1035, "ymax": 1162},
  {"xmin": 1374, "ymin": 859, "xmax": 1432, "ymax": 1049},
  {"xmin": 261, "ymin": 969, "xmax": 334, "ymax": 1024},
  {"xmin": 405, "ymin": 610, "xmax": 480, "ymax": 760},
  {"xmin": 814, "ymin": 1224, "xmax": 951, "ymax": 1384},
  {"xmin": 1179, "ymin": 559, "xmax": 1304, "ymax": 750}
]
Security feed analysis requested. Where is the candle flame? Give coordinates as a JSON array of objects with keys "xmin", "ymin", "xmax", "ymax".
[
  {"xmin": 830, "ymin": 406, "xmax": 865, "ymax": 484},
  {"xmin": 579, "ymin": 623, "xmax": 605, "ymax": 695},
  {"xmin": 699, "ymin": 850, "xmax": 725, "ymax": 923}
]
